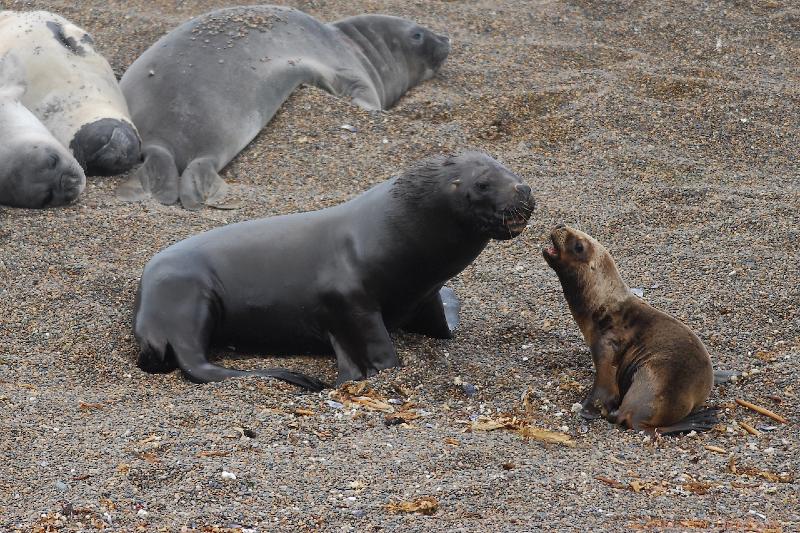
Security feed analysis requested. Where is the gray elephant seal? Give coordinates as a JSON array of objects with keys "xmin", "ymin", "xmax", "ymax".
[
  {"xmin": 0, "ymin": 10, "xmax": 140, "ymax": 176},
  {"xmin": 132, "ymin": 152, "xmax": 534, "ymax": 390},
  {"xmin": 117, "ymin": 5, "xmax": 450, "ymax": 209},
  {"xmin": 0, "ymin": 54, "xmax": 85, "ymax": 208},
  {"xmin": 543, "ymin": 225, "xmax": 716, "ymax": 434}
]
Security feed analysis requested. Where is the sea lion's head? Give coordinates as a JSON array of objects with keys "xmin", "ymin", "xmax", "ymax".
[
  {"xmin": 394, "ymin": 151, "xmax": 535, "ymax": 240},
  {"xmin": 333, "ymin": 15, "xmax": 450, "ymax": 107},
  {"xmin": 543, "ymin": 225, "xmax": 628, "ymax": 315},
  {"xmin": 0, "ymin": 131, "xmax": 86, "ymax": 208}
]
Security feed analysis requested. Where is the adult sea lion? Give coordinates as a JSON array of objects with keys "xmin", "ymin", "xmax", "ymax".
[
  {"xmin": 117, "ymin": 5, "xmax": 450, "ymax": 209},
  {"xmin": 543, "ymin": 225, "xmax": 716, "ymax": 434},
  {"xmin": 0, "ymin": 10, "xmax": 140, "ymax": 176},
  {"xmin": 0, "ymin": 54, "xmax": 85, "ymax": 208},
  {"xmin": 132, "ymin": 152, "xmax": 534, "ymax": 390}
]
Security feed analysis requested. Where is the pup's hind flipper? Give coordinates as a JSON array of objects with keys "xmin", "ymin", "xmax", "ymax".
[{"xmin": 656, "ymin": 407, "xmax": 719, "ymax": 436}]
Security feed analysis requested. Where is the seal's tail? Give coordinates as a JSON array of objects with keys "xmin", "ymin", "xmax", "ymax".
[
  {"xmin": 656, "ymin": 407, "xmax": 719, "ymax": 435},
  {"xmin": 116, "ymin": 144, "xmax": 179, "ymax": 204}
]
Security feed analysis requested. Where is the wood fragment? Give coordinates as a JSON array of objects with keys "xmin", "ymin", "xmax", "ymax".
[
  {"xmin": 734, "ymin": 398, "xmax": 788, "ymax": 424},
  {"xmin": 704, "ymin": 445, "xmax": 726, "ymax": 454},
  {"xmin": 595, "ymin": 475, "xmax": 627, "ymax": 489},
  {"xmin": 197, "ymin": 450, "xmax": 230, "ymax": 458},
  {"xmin": 738, "ymin": 421, "xmax": 760, "ymax": 436}
]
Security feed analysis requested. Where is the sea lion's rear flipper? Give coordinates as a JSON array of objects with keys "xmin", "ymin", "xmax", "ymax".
[
  {"xmin": 184, "ymin": 361, "xmax": 327, "ymax": 392},
  {"xmin": 655, "ymin": 407, "xmax": 719, "ymax": 435},
  {"xmin": 116, "ymin": 144, "xmax": 179, "ymax": 204},
  {"xmin": 171, "ymin": 347, "xmax": 328, "ymax": 392},
  {"xmin": 179, "ymin": 157, "xmax": 241, "ymax": 211},
  {"xmin": 713, "ymin": 369, "xmax": 738, "ymax": 386},
  {"xmin": 401, "ymin": 287, "xmax": 460, "ymax": 339}
]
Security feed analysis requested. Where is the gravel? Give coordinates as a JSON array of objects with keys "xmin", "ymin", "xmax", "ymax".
[{"xmin": 0, "ymin": 0, "xmax": 797, "ymax": 531}]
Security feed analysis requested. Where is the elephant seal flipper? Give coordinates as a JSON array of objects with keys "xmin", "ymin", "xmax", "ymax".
[
  {"xmin": 116, "ymin": 144, "xmax": 179, "ymax": 204},
  {"xmin": 178, "ymin": 157, "xmax": 240, "ymax": 210}
]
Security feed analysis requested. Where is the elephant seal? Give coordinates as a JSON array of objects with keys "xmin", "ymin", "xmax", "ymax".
[
  {"xmin": 117, "ymin": 5, "xmax": 450, "ymax": 209},
  {"xmin": 0, "ymin": 10, "xmax": 140, "ymax": 176},
  {"xmin": 132, "ymin": 152, "xmax": 534, "ymax": 390},
  {"xmin": 543, "ymin": 225, "xmax": 716, "ymax": 434},
  {"xmin": 0, "ymin": 54, "xmax": 85, "ymax": 208}
]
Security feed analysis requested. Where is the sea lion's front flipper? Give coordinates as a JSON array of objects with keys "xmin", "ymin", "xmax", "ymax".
[
  {"xmin": 328, "ymin": 307, "xmax": 398, "ymax": 385},
  {"xmin": 179, "ymin": 156, "xmax": 240, "ymax": 210},
  {"xmin": 116, "ymin": 144, "xmax": 178, "ymax": 204},
  {"xmin": 401, "ymin": 287, "xmax": 460, "ymax": 339}
]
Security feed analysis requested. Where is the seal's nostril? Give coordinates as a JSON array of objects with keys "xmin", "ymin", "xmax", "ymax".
[{"xmin": 515, "ymin": 183, "xmax": 531, "ymax": 196}]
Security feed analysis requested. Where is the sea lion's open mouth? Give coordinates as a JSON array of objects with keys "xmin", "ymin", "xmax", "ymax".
[{"xmin": 505, "ymin": 214, "xmax": 529, "ymax": 235}]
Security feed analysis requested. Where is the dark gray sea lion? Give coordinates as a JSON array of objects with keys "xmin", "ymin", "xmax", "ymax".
[
  {"xmin": 0, "ymin": 11, "xmax": 141, "ymax": 176},
  {"xmin": 0, "ymin": 54, "xmax": 85, "ymax": 208},
  {"xmin": 117, "ymin": 5, "xmax": 450, "ymax": 209},
  {"xmin": 543, "ymin": 225, "xmax": 716, "ymax": 434},
  {"xmin": 132, "ymin": 152, "xmax": 534, "ymax": 390}
]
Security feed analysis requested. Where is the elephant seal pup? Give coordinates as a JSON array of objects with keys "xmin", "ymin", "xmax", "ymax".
[
  {"xmin": 0, "ymin": 10, "xmax": 140, "ymax": 176},
  {"xmin": 543, "ymin": 225, "xmax": 716, "ymax": 434},
  {"xmin": 117, "ymin": 5, "xmax": 450, "ymax": 209},
  {"xmin": 132, "ymin": 152, "xmax": 534, "ymax": 390},
  {"xmin": 0, "ymin": 54, "xmax": 85, "ymax": 208}
]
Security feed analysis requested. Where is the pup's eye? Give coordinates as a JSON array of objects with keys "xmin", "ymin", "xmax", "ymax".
[
  {"xmin": 412, "ymin": 31, "xmax": 423, "ymax": 41},
  {"xmin": 477, "ymin": 182, "xmax": 489, "ymax": 191},
  {"xmin": 574, "ymin": 241, "xmax": 584, "ymax": 253}
]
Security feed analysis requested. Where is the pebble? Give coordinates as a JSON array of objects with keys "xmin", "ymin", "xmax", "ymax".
[
  {"xmin": 221, "ymin": 471, "xmax": 237, "ymax": 480},
  {"xmin": 55, "ymin": 481, "xmax": 67, "ymax": 492}
]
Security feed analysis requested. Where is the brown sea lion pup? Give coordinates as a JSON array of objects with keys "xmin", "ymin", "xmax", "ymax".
[{"xmin": 543, "ymin": 225, "xmax": 716, "ymax": 434}]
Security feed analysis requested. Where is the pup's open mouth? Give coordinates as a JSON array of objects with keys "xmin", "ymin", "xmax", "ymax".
[{"xmin": 543, "ymin": 234, "xmax": 559, "ymax": 257}]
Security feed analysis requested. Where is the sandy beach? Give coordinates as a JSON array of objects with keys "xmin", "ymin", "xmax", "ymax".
[{"xmin": 0, "ymin": 0, "xmax": 797, "ymax": 530}]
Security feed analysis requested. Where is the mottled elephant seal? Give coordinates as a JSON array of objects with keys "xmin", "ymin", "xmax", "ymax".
[
  {"xmin": 543, "ymin": 225, "xmax": 716, "ymax": 434},
  {"xmin": 132, "ymin": 152, "xmax": 534, "ymax": 390},
  {"xmin": 0, "ymin": 10, "xmax": 141, "ymax": 176},
  {"xmin": 117, "ymin": 5, "xmax": 450, "ymax": 209},
  {"xmin": 0, "ymin": 54, "xmax": 85, "ymax": 208}
]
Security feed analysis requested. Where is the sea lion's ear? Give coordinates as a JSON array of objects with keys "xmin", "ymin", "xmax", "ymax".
[{"xmin": 0, "ymin": 53, "xmax": 27, "ymax": 101}]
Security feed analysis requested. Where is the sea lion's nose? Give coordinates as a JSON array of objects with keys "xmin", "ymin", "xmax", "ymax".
[{"xmin": 515, "ymin": 183, "xmax": 531, "ymax": 196}]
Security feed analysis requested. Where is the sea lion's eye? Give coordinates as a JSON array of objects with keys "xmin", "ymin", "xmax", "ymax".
[
  {"xmin": 411, "ymin": 31, "xmax": 424, "ymax": 42},
  {"xmin": 476, "ymin": 182, "xmax": 489, "ymax": 191},
  {"xmin": 574, "ymin": 241, "xmax": 584, "ymax": 253},
  {"xmin": 47, "ymin": 153, "xmax": 59, "ymax": 169}
]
